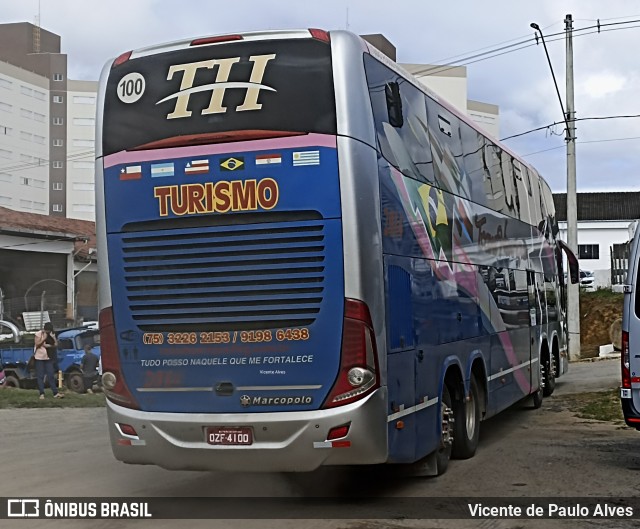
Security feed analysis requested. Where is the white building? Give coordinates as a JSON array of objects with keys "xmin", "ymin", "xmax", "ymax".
[
  {"xmin": 0, "ymin": 22, "xmax": 97, "ymax": 221},
  {"xmin": 67, "ymin": 80, "xmax": 98, "ymax": 221},
  {"xmin": 554, "ymin": 192, "xmax": 640, "ymax": 288}
]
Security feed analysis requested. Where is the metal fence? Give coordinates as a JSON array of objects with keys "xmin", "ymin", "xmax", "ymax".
[
  {"xmin": 0, "ymin": 293, "xmax": 71, "ymax": 331},
  {"xmin": 611, "ymin": 241, "xmax": 631, "ymax": 286}
]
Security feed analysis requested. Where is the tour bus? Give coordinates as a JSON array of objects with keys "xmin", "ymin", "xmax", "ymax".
[
  {"xmin": 621, "ymin": 224, "xmax": 640, "ymax": 429},
  {"xmin": 96, "ymin": 29, "xmax": 579, "ymax": 475}
]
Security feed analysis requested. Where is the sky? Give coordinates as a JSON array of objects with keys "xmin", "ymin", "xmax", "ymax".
[{"xmin": 2, "ymin": 0, "xmax": 640, "ymax": 193}]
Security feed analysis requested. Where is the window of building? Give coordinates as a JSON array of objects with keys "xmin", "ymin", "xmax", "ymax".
[
  {"xmin": 20, "ymin": 108, "xmax": 33, "ymax": 119},
  {"xmin": 53, "ymin": 117, "xmax": 64, "ymax": 125},
  {"xmin": 33, "ymin": 202, "xmax": 45, "ymax": 211},
  {"xmin": 20, "ymin": 131, "xmax": 32, "ymax": 142},
  {"xmin": 53, "ymin": 95, "xmax": 64, "ymax": 103},
  {"xmin": 1, "ymin": 125, "xmax": 11, "ymax": 135},
  {"xmin": 0, "ymin": 172, "xmax": 12, "ymax": 183},
  {"xmin": 73, "ymin": 118, "xmax": 95, "ymax": 126},
  {"xmin": 21, "ymin": 177, "xmax": 31, "ymax": 186},
  {"xmin": 20, "ymin": 86, "xmax": 33, "ymax": 97},
  {"xmin": 0, "ymin": 101, "xmax": 12, "ymax": 112},
  {"xmin": 20, "ymin": 199, "xmax": 33, "ymax": 209},
  {"xmin": 0, "ymin": 195, "xmax": 11, "ymax": 205},
  {"xmin": 0, "ymin": 78, "xmax": 12, "ymax": 90},
  {"xmin": 53, "ymin": 182, "xmax": 63, "ymax": 191},
  {"xmin": 73, "ymin": 96, "xmax": 96, "ymax": 105},
  {"xmin": 578, "ymin": 244, "xmax": 599, "ymax": 260},
  {"xmin": 73, "ymin": 139, "xmax": 94, "ymax": 147},
  {"xmin": 53, "ymin": 73, "xmax": 64, "ymax": 81},
  {"xmin": 72, "ymin": 204, "xmax": 95, "ymax": 213},
  {"xmin": 33, "ymin": 112, "xmax": 45, "ymax": 122},
  {"xmin": 33, "ymin": 90, "xmax": 45, "ymax": 101},
  {"xmin": 0, "ymin": 148, "xmax": 11, "ymax": 159},
  {"xmin": 52, "ymin": 203, "xmax": 63, "ymax": 212},
  {"xmin": 33, "ymin": 135, "xmax": 45, "ymax": 144},
  {"xmin": 72, "ymin": 182, "xmax": 94, "ymax": 191},
  {"xmin": 52, "ymin": 161, "xmax": 64, "ymax": 169},
  {"xmin": 53, "ymin": 138, "xmax": 64, "ymax": 147},
  {"xmin": 72, "ymin": 161, "xmax": 94, "ymax": 169}
]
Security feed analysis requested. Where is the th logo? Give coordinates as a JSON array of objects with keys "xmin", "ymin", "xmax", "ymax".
[{"xmin": 156, "ymin": 54, "xmax": 276, "ymax": 119}]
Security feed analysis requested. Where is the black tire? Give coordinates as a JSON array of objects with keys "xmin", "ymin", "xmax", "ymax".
[
  {"xmin": 436, "ymin": 384, "xmax": 454, "ymax": 475},
  {"xmin": 542, "ymin": 353, "xmax": 556, "ymax": 397},
  {"xmin": 66, "ymin": 372, "xmax": 85, "ymax": 393},
  {"xmin": 529, "ymin": 360, "xmax": 544, "ymax": 409},
  {"xmin": 4, "ymin": 375, "xmax": 20, "ymax": 388},
  {"xmin": 452, "ymin": 377, "xmax": 481, "ymax": 459}
]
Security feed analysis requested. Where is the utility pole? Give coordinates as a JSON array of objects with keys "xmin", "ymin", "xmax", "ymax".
[{"xmin": 565, "ymin": 13, "xmax": 581, "ymax": 361}]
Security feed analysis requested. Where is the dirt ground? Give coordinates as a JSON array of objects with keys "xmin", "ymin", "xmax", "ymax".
[{"xmin": 579, "ymin": 290, "xmax": 623, "ymax": 358}]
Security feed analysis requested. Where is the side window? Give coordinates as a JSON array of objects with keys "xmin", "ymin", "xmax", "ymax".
[
  {"xmin": 540, "ymin": 179, "xmax": 559, "ymax": 238},
  {"xmin": 461, "ymin": 124, "xmax": 492, "ymax": 207},
  {"xmin": 364, "ymin": 54, "xmax": 435, "ymax": 184},
  {"xmin": 58, "ymin": 338, "xmax": 73, "ymax": 350},
  {"xmin": 513, "ymin": 159, "xmax": 532, "ymax": 225},
  {"xmin": 425, "ymin": 100, "xmax": 466, "ymax": 196},
  {"xmin": 500, "ymin": 151, "xmax": 518, "ymax": 218}
]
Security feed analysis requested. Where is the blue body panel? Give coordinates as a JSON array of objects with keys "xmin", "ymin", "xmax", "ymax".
[{"xmin": 103, "ymin": 141, "xmax": 346, "ymax": 413}]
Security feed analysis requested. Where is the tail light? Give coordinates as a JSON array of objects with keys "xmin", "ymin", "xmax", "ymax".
[
  {"xmin": 99, "ymin": 307, "xmax": 140, "ymax": 409},
  {"xmin": 622, "ymin": 330, "xmax": 631, "ymax": 389},
  {"xmin": 322, "ymin": 299, "xmax": 380, "ymax": 408},
  {"xmin": 191, "ymin": 34, "xmax": 243, "ymax": 46},
  {"xmin": 112, "ymin": 51, "xmax": 132, "ymax": 68},
  {"xmin": 309, "ymin": 29, "xmax": 330, "ymax": 43}
]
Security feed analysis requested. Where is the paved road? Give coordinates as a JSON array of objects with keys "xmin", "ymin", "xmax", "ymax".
[
  {"xmin": 554, "ymin": 356, "xmax": 621, "ymax": 394},
  {"xmin": 1, "ymin": 357, "xmax": 638, "ymax": 529}
]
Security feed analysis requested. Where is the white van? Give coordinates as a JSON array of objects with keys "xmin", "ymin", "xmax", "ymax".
[{"xmin": 621, "ymin": 227, "xmax": 640, "ymax": 429}]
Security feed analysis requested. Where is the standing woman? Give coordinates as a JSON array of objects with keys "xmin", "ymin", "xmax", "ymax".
[{"xmin": 34, "ymin": 322, "xmax": 64, "ymax": 400}]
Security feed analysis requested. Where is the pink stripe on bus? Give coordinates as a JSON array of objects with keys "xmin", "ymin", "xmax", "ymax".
[{"xmin": 103, "ymin": 133, "xmax": 337, "ymax": 168}]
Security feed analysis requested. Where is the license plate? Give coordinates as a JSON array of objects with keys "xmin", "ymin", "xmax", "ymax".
[{"xmin": 206, "ymin": 427, "xmax": 253, "ymax": 446}]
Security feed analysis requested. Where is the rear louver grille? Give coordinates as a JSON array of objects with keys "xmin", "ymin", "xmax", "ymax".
[{"xmin": 119, "ymin": 220, "xmax": 326, "ymax": 332}]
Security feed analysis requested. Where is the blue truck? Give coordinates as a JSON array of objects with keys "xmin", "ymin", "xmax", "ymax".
[{"xmin": 0, "ymin": 326, "xmax": 101, "ymax": 393}]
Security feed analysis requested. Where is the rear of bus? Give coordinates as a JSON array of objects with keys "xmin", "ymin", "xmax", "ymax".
[
  {"xmin": 621, "ymin": 225, "xmax": 640, "ymax": 429},
  {"xmin": 95, "ymin": 30, "xmax": 388, "ymax": 471}
]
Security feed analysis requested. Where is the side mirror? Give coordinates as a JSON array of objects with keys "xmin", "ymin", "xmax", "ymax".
[
  {"xmin": 385, "ymin": 82, "xmax": 403, "ymax": 128},
  {"xmin": 557, "ymin": 240, "xmax": 579, "ymax": 284}
]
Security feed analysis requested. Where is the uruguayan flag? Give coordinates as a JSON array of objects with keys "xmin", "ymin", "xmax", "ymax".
[{"xmin": 292, "ymin": 150, "xmax": 320, "ymax": 166}]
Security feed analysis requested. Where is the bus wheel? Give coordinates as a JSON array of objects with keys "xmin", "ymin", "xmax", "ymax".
[
  {"xmin": 542, "ymin": 353, "xmax": 556, "ymax": 397},
  {"xmin": 452, "ymin": 377, "xmax": 481, "ymax": 459},
  {"xmin": 436, "ymin": 384, "xmax": 454, "ymax": 475},
  {"xmin": 529, "ymin": 361, "xmax": 544, "ymax": 409}
]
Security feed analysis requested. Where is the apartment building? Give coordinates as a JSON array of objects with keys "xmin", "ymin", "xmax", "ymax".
[{"xmin": 0, "ymin": 22, "xmax": 97, "ymax": 221}]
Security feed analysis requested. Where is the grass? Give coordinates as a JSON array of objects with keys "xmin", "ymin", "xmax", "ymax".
[
  {"xmin": 0, "ymin": 386, "xmax": 106, "ymax": 408},
  {"xmin": 580, "ymin": 289, "xmax": 624, "ymax": 303},
  {"xmin": 562, "ymin": 389, "xmax": 625, "ymax": 424}
]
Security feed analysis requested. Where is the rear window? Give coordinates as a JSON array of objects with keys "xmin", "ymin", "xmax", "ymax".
[{"xmin": 103, "ymin": 39, "xmax": 336, "ymax": 155}]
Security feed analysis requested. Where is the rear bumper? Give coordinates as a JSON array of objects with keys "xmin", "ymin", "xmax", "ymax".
[
  {"xmin": 106, "ymin": 387, "xmax": 388, "ymax": 472},
  {"xmin": 620, "ymin": 388, "xmax": 640, "ymax": 430}
]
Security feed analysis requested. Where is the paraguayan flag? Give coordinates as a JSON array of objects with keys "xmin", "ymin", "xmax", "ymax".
[{"xmin": 292, "ymin": 150, "xmax": 320, "ymax": 166}]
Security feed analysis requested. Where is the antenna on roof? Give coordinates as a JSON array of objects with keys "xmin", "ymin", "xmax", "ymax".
[{"xmin": 33, "ymin": 0, "xmax": 41, "ymax": 53}]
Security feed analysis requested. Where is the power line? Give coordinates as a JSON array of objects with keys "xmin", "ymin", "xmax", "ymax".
[
  {"xmin": 414, "ymin": 18, "xmax": 640, "ymax": 78},
  {"xmin": 0, "ymin": 149, "xmax": 95, "ymax": 174},
  {"xmin": 501, "ymin": 114, "xmax": 640, "ymax": 142},
  {"xmin": 523, "ymin": 134, "xmax": 640, "ymax": 157}
]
